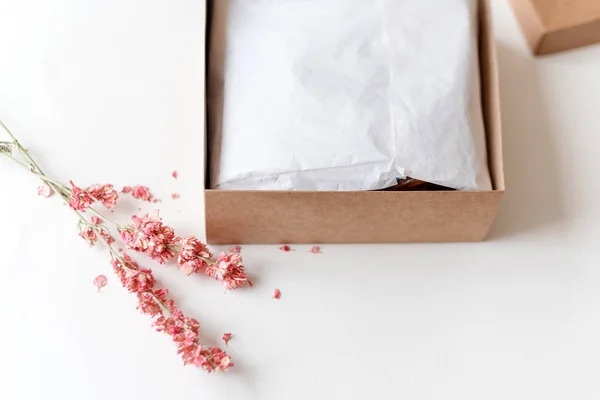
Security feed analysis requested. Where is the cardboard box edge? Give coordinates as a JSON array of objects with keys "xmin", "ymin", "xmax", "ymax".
[
  {"xmin": 537, "ymin": 18, "xmax": 600, "ymax": 55},
  {"xmin": 509, "ymin": 0, "xmax": 600, "ymax": 55}
]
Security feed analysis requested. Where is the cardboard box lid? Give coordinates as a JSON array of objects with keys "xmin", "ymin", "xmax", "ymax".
[{"xmin": 509, "ymin": 0, "xmax": 600, "ymax": 55}]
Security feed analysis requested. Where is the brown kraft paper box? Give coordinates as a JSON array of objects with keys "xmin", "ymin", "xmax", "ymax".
[
  {"xmin": 509, "ymin": 0, "xmax": 600, "ymax": 55},
  {"xmin": 203, "ymin": 0, "xmax": 505, "ymax": 244}
]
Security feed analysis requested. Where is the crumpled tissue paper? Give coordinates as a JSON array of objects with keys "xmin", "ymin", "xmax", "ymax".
[{"xmin": 208, "ymin": 0, "xmax": 491, "ymax": 191}]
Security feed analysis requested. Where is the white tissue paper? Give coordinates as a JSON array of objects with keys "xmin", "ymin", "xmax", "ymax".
[{"xmin": 209, "ymin": 0, "xmax": 491, "ymax": 191}]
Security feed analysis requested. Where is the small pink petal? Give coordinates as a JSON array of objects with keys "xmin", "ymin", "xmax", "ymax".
[
  {"xmin": 222, "ymin": 333, "xmax": 232, "ymax": 345},
  {"xmin": 229, "ymin": 245, "xmax": 242, "ymax": 254},
  {"xmin": 90, "ymin": 216, "xmax": 101, "ymax": 225},
  {"xmin": 171, "ymin": 170, "xmax": 178, "ymax": 180},
  {"xmin": 279, "ymin": 245, "xmax": 291, "ymax": 252},
  {"xmin": 138, "ymin": 207, "xmax": 142, "ymax": 211},
  {"xmin": 152, "ymin": 199, "xmax": 161, "ymax": 204},
  {"xmin": 309, "ymin": 246, "xmax": 321, "ymax": 254},
  {"xmin": 93, "ymin": 275, "xmax": 107, "ymax": 292},
  {"xmin": 171, "ymin": 193, "xmax": 180, "ymax": 199},
  {"xmin": 121, "ymin": 186, "xmax": 132, "ymax": 193},
  {"xmin": 118, "ymin": 248, "xmax": 123, "ymax": 252},
  {"xmin": 273, "ymin": 288, "xmax": 281, "ymax": 299},
  {"xmin": 37, "ymin": 183, "xmax": 54, "ymax": 198}
]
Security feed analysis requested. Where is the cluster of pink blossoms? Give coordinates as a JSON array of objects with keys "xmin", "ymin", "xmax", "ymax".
[
  {"xmin": 119, "ymin": 210, "xmax": 176, "ymax": 264},
  {"xmin": 112, "ymin": 254, "xmax": 232, "ymax": 372},
  {"xmin": 122, "ymin": 185, "xmax": 157, "ymax": 202},
  {"xmin": 66, "ymin": 181, "xmax": 241, "ymax": 369},
  {"xmin": 2, "ymin": 125, "xmax": 240, "ymax": 372},
  {"xmin": 119, "ymin": 211, "xmax": 250, "ymax": 289},
  {"xmin": 68, "ymin": 181, "xmax": 118, "ymax": 211},
  {"xmin": 177, "ymin": 235, "xmax": 212, "ymax": 275},
  {"xmin": 206, "ymin": 251, "xmax": 249, "ymax": 290}
]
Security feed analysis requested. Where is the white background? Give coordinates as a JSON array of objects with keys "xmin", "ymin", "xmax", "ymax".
[{"xmin": 1, "ymin": 0, "xmax": 600, "ymax": 399}]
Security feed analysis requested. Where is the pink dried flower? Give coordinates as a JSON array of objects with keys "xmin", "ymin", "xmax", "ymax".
[
  {"xmin": 171, "ymin": 193, "xmax": 180, "ymax": 199},
  {"xmin": 37, "ymin": 183, "xmax": 54, "ymax": 198},
  {"xmin": 112, "ymin": 255, "xmax": 234, "ymax": 371},
  {"xmin": 119, "ymin": 210, "xmax": 176, "ymax": 264},
  {"xmin": 136, "ymin": 292, "xmax": 164, "ymax": 317},
  {"xmin": 81, "ymin": 223, "xmax": 114, "ymax": 246},
  {"xmin": 222, "ymin": 333, "xmax": 232, "ymax": 345},
  {"xmin": 151, "ymin": 288, "xmax": 175, "ymax": 311},
  {"xmin": 171, "ymin": 170, "xmax": 178, "ymax": 179},
  {"xmin": 98, "ymin": 228, "xmax": 115, "ymax": 245},
  {"xmin": 177, "ymin": 257, "xmax": 206, "ymax": 277},
  {"xmin": 155, "ymin": 309, "xmax": 198, "ymax": 337},
  {"xmin": 176, "ymin": 344, "xmax": 233, "ymax": 372},
  {"xmin": 79, "ymin": 226, "xmax": 98, "ymax": 246},
  {"xmin": 273, "ymin": 288, "xmax": 281, "ymax": 299},
  {"xmin": 111, "ymin": 255, "xmax": 156, "ymax": 293},
  {"xmin": 90, "ymin": 216, "xmax": 101, "ymax": 225},
  {"xmin": 122, "ymin": 185, "xmax": 154, "ymax": 202},
  {"xmin": 126, "ymin": 268, "xmax": 156, "ymax": 292},
  {"xmin": 86, "ymin": 184, "xmax": 118, "ymax": 209},
  {"xmin": 68, "ymin": 181, "xmax": 95, "ymax": 211},
  {"xmin": 150, "ymin": 307, "xmax": 233, "ymax": 372},
  {"xmin": 204, "ymin": 252, "xmax": 250, "ymax": 290},
  {"xmin": 177, "ymin": 235, "xmax": 211, "ymax": 261},
  {"xmin": 93, "ymin": 275, "xmax": 107, "ymax": 292},
  {"xmin": 175, "ymin": 235, "xmax": 212, "ymax": 275},
  {"xmin": 309, "ymin": 246, "xmax": 321, "ymax": 254},
  {"xmin": 191, "ymin": 347, "xmax": 233, "ymax": 372},
  {"xmin": 229, "ymin": 245, "xmax": 242, "ymax": 254},
  {"xmin": 131, "ymin": 186, "xmax": 154, "ymax": 201},
  {"xmin": 68, "ymin": 181, "xmax": 118, "ymax": 210},
  {"xmin": 279, "ymin": 245, "xmax": 291, "ymax": 252},
  {"xmin": 136, "ymin": 288, "xmax": 175, "ymax": 317}
]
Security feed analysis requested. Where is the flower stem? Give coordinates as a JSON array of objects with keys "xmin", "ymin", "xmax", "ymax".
[
  {"xmin": 0, "ymin": 149, "xmax": 31, "ymax": 171},
  {"xmin": 0, "ymin": 120, "xmax": 46, "ymax": 175},
  {"xmin": 0, "ymin": 139, "xmax": 69, "ymax": 197},
  {"xmin": 149, "ymin": 293, "xmax": 173, "ymax": 317},
  {"xmin": 88, "ymin": 206, "xmax": 120, "ymax": 228},
  {"xmin": 0, "ymin": 120, "xmax": 18, "ymax": 143},
  {"xmin": 168, "ymin": 244, "xmax": 217, "ymax": 265},
  {"xmin": 199, "ymin": 256, "xmax": 217, "ymax": 265},
  {"xmin": 0, "ymin": 125, "xmax": 128, "ymax": 269}
]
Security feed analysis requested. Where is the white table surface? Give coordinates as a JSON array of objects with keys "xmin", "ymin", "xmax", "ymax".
[{"xmin": 2, "ymin": 1, "xmax": 600, "ymax": 399}]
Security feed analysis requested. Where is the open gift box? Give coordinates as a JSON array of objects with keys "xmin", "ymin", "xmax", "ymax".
[{"xmin": 203, "ymin": 0, "xmax": 504, "ymax": 244}]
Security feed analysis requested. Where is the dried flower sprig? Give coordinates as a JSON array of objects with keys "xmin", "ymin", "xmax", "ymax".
[
  {"xmin": 2, "ymin": 140, "xmax": 251, "ymax": 287},
  {"xmin": 112, "ymin": 254, "xmax": 232, "ymax": 371},
  {"xmin": 0, "ymin": 121, "xmax": 237, "ymax": 372},
  {"xmin": 118, "ymin": 211, "xmax": 251, "ymax": 289}
]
